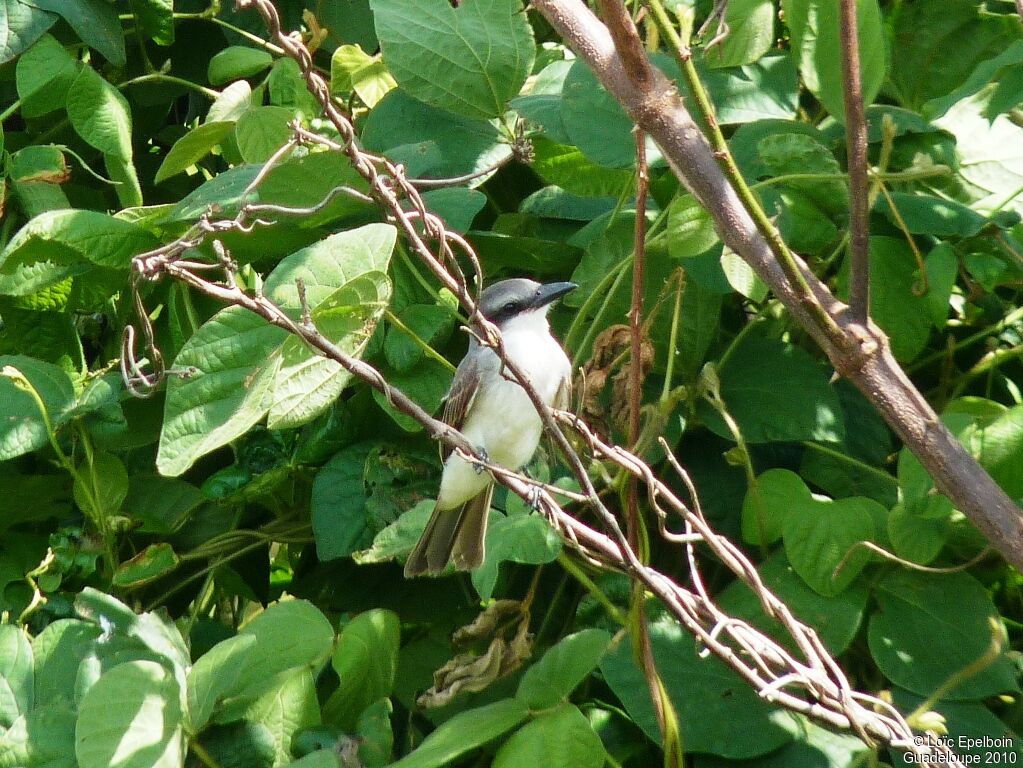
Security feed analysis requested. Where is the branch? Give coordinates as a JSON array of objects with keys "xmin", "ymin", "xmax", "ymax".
[
  {"xmin": 533, "ymin": 0, "xmax": 1023, "ymax": 572},
  {"xmin": 839, "ymin": 0, "xmax": 871, "ymax": 324},
  {"xmin": 120, "ymin": 3, "xmax": 970, "ymax": 764}
]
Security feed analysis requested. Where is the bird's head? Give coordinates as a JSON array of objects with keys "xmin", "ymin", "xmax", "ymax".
[{"xmin": 478, "ymin": 279, "xmax": 577, "ymax": 330}]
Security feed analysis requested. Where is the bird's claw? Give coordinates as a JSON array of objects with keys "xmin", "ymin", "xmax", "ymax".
[
  {"xmin": 526, "ymin": 484, "xmax": 543, "ymax": 511},
  {"xmin": 471, "ymin": 448, "xmax": 490, "ymax": 474}
]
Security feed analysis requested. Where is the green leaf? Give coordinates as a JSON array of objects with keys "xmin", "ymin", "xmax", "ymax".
[
  {"xmin": 186, "ymin": 634, "xmax": 257, "ymax": 732},
  {"xmin": 0, "ymin": 470, "xmax": 71, "ymax": 533},
  {"xmin": 268, "ymin": 58, "xmax": 321, "ymax": 117},
  {"xmin": 28, "ymin": 0, "xmax": 124, "ymax": 66},
  {"xmin": 876, "ymin": 192, "xmax": 987, "ymax": 238},
  {"xmin": 701, "ymin": 56, "xmax": 798, "ymax": 124},
  {"xmin": 720, "ymin": 247, "xmax": 767, "ymax": 302},
  {"xmin": 235, "ymin": 106, "xmax": 296, "ymax": 164},
  {"xmin": 254, "ymin": 151, "xmax": 373, "ymax": 228},
  {"xmin": 924, "ymin": 40, "xmax": 1023, "ymax": 120},
  {"xmin": 957, "ymin": 403, "xmax": 1023, "ymax": 500},
  {"xmin": 389, "ymin": 698, "xmax": 529, "ymax": 768},
  {"xmin": 0, "ymin": 625, "xmax": 33, "ymax": 725},
  {"xmin": 207, "ymin": 80, "xmax": 252, "ymax": 123},
  {"xmin": 862, "ymin": 237, "xmax": 933, "ymax": 362},
  {"xmin": 134, "ymin": 0, "xmax": 173, "ymax": 45},
  {"xmin": 363, "ymin": 88, "xmax": 512, "ymax": 181},
  {"xmin": 264, "ymin": 224, "xmax": 396, "ymax": 429},
  {"xmin": 0, "ymin": 303, "xmax": 79, "ymax": 367},
  {"xmin": 75, "ymin": 660, "xmax": 184, "ymax": 768},
  {"xmin": 155, "ymin": 121, "xmax": 235, "ymax": 183},
  {"xmin": 717, "ymin": 548, "xmax": 869, "ymax": 655},
  {"xmin": 227, "ymin": 600, "xmax": 335, "ymax": 702},
  {"xmin": 529, "ymin": 137, "xmax": 633, "ymax": 198},
  {"xmin": 703, "ymin": 0, "xmax": 775, "ymax": 68},
  {"xmin": 887, "ymin": 504, "xmax": 948, "ymax": 565},
  {"xmin": 667, "ymin": 194, "xmax": 719, "ymax": 259},
  {"xmin": 373, "ymin": 0, "xmax": 534, "ymax": 119},
  {"xmin": 757, "ymin": 132, "xmax": 847, "ymax": 216},
  {"xmin": 282, "ymin": 751, "xmax": 341, "ymax": 768},
  {"xmin": 0, "ymin": 701, "xmax": 77, "ymax": 768},
  {"xmin": 15, "ymin": 33, "xmax": 78, "ymax": 117},
  {"xmin": 31, "ymin": 619, "xmax": 102, "ymax": 707},
  {"xmin": 868, "ymin": 570, "xmax": 1019, "ymax": 700},
  {"xmin": 105, "ymin": 151, "xmax": 143, "ymax": 210},
  {"xmin": 246, "ymin": 669, "xmax": 321, "ymax": 765},
  {"xmin": 782, "ymin": 0, "xmax": 885, "ymax": 123},
  {"xmin": 122, "ymin": 475, "xmax": 203, "ymax": 534},
  {"xmin": 66, "ymin": 67, "xmax": 133, "ymax": 159},
  {"xmin": 156, "ymin": 306, "xmax": 286, "ymax": 476},
  {"xmin": 472, "ymin": 514, "xmax": 562, "ymax": 600},
  {"xmin": 0, "ymin": 210, "xmax": 155, "ymax": 275},
  {"xmin": 0, "ymin": 0, "xmax": 56, "ymax": 64},
  {"xmin": 419, "ymin": 188, "xmax": 487, "ymax": 234},
  {"xmin": 934, "ymin": 91, "xmax": 1023, "ymax": 217},
  {"xmin": 0, "ymin": 355, "xmax": 75, "ymax": 461},
  {"xmin": 700, "ymin": 334, "xmax": 845, "ymax": 444},
  {"xmin": 311, "ymin": 443, "xmax": 374, "ymax": 560},
  {"xmin": 891, "ymin": 0, "xmax": 1020, "ymax": 111},
  {"xmin": 742, "ymin": 469, "xmax": 879, "ymax": 595},
  {"xmin": 112, "ymin": 543, "xmax": 180, "ymax": 589},
  {"xmin": 372, "ymin": 359, "xmax": 451, "ymax": 432},
  {"xmin": 922, "ymin": 243, "xmax": 957, "ymax": 329},
  {"xmin": 516, "ymin": 629, "xmax": 610, "ymax": 709},
  {"xmin": 741, "ymin": 468, "xmax": 808, "ymax": 547},
  {"xmin": 889, "ymin": 693, "xmax": 1023, "ymax": 766},
  {"xmin": 73, "ymin": 451, "xmax": 128, "ymax": 522},
  {"xmin": 331, "ymin": 44, "xmax": 396, "ymax": 108},
  {"xmin": 354, "ymin": 499, "xmax": 435, "ymax": 565},
  {"xmin": 324, "ymin": 609, "xmax": 400, "ymax": 730},
  {"xmin": 601, "ymin": 615, "xmax": 798, "ymax": 757},
  {"xmin": 783, "ymin": 493, "xmax": 878, "ymax": 597},
  {"xmin": 208, "ymin": 45, "xmax": 274, "ymax": 86},
  {"xmin": 675, "ymin": 279, "xmax": 723, "ymax": 379},
  {"xmin": 562, "ymin": 57, "xmax": 668, "ymax": 168},
  {"xmin": 357, "ymin": 698, "xmax": 394, "ymax": 768},
  {"xmin": 509, "ymin": 60, "xmax": 572, "ymax": 144},
  {"xmin": 74, "ymin": 588, "xmax": 190, "ymax": 670},
  {"xmin": 493, "ymin": 704, "xmax": 605, "ymax": 768}
]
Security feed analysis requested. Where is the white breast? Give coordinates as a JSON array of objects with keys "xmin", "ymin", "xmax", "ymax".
[{"xmin": 436, "ymin": 310, "xmax": 570, "ymax": 509}]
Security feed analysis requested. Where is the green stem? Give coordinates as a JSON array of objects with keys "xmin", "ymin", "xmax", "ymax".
[
  {"xmin": 161, "ymin": 11, "xmax": 284, "ymax": 54},
  {"xmin": 0, "ymin": 98, "xmax": 22, "ymax": 123},
  {"xmin": 748, "ymin": 165, "xmax": 951, "ymax": 191},
  {"xmin": 557, "ymin": 553, "xmax": 627, "ymax": 626},
  {"xmin": 909, "ymin": 305, "xmax": 1023, "ymax": 373},
  {"xmin": 660, "ymin": 269, "xmax": 685, "ymax": 399},
  {"xmin": 801, "ymin": 441, "xmax": 898, "ymax": 487},
  {"xmin": 645, "ymin": 0, "xmax": 845, "ymax": 342},
  {"xmin": 384, "ymin": 309, "xmax": 457, "ymax": 373},
  {"xmin": 189, "ymin": 738, "xmax": 224, "ymax": 768},
  {"xmin": 119, "ymin": 73, "xmax": 219, "ymax": 100}
]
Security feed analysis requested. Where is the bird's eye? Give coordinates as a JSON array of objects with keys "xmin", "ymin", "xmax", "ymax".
[{"xmin": 505, "ymin": 300, "xmax": 521, "ymax": 313}]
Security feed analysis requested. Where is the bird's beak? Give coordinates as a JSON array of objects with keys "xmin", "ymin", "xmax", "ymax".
[{"xmin": 533, "ymin": 281, "xmax": 577, "ymax": 309}]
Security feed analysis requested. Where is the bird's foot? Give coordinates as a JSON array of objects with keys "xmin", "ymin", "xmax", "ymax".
[
  {"xmin": 471, "ymin": 448, "xmax": 490, "ymax": 474},
  {"xmin": 526, "ymin": 483, "xmax": 543, "ymax": 511}
]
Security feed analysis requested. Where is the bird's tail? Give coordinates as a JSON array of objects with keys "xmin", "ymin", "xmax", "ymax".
[{"xmin": 404, "ymin": 485, "xmax": 493, "ymax": 577}]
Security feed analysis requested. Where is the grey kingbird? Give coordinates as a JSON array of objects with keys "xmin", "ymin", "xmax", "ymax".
[{"xmin": 404, "ymin": 278, "xmax": 576, "ymax": 577}]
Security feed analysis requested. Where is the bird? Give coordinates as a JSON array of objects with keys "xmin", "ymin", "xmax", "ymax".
[{"xmin": 404, "ymin": 278, "xmax": 577, "ymax": 577}]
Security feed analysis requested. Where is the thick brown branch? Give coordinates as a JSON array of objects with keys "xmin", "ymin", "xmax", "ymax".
[
  {"xmin": 839, "ymin": 0, "xmax": 871, "ymax": 324},
  {"xmin": 533, "ymin": 0, "xmax": 1023, "ymax": 572}
]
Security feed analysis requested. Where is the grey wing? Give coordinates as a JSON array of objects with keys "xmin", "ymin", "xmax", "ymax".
[{"xmin": 440, "ymin": 351, "xmax": 482, "ymax": 461}]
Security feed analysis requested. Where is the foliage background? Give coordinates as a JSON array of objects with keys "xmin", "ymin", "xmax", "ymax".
[{"xmin": 1, "ymin": 0, "xmax": 1023, "ymax": 766}]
